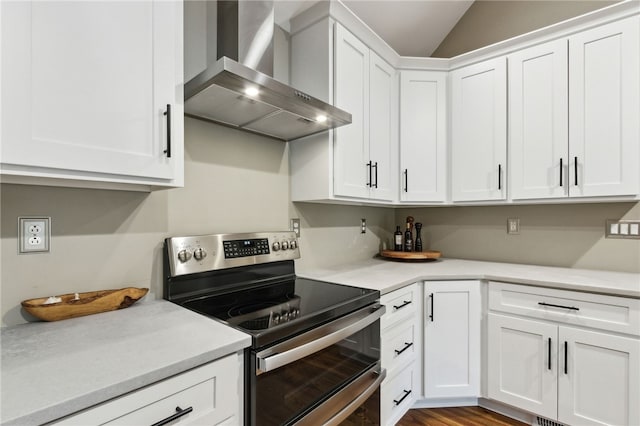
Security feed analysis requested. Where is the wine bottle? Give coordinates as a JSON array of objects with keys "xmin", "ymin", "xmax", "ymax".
[
  {"xmin": 404, "ymin": 222, "xmax": 413, "ymax": 252},
  {"xmin": 394, "ymin": 226, "xmax": 403, "ymax": 251},
  {"xmin": 414, "ymin": 222, "xmax": 423, "ymax": 252}
]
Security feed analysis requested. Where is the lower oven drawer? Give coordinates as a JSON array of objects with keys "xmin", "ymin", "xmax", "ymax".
[{"xmin": 381, "ymin": 362, "xmax": 418, "ymax": 426}]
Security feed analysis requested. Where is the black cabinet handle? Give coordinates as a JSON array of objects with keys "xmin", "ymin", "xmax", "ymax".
[
  {"xmin": 393, "ymin": 300, "xmax": 411, "ymax": 310},
  {"xmin": 548, "ymin": 337, "xmax": 552, "ymax": 370},
  {"xmin": 560, "ymin": 158, "xmax": 563, "ymax": 187},
  {"xmin": 403, "ymin": 169, "xmax": 408, "ymax": 192},
  {"xmin": 498, "ymin": 164, "xmax": 502, "ymax": 190},
  {"xmin": 163, "ymin": 104, "xmax": 172, "ymax": 158},
  {"xmin": 151, "ymin": 406, "xmax": 193, "ymax": 426},
  {"xmin": 373, "ymin": 162, "xmax": 378, "ymax": 188},
  {"xmin": 366, "ymin": 161, "xmax": 372, "ymax": 187},
  {"xmin": 429, "ymin": 293, "xmax": 434, "ymax": 322},
  {"xmin": 538, "ymin": 302, "xmax": 579, "ymax": 311},
  {"xmin": 393, "ymin": 389, "xmax": 412, "ymax": 406},
  {"xmin": 394, "ymin": 342, "xmax": 414, "ymax": 355},
  {"xmin": 564, "ymin": 341, "xmax": 568, "ymax": 375},
  {"xmin": 574, "ymin": 157, "xmax": 578, "ymax": 186}
]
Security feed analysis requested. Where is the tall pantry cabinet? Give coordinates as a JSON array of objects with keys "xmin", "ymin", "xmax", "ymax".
[{"xmin": 1, "ymin": 1, "xmax": 184, "ymax": 189}]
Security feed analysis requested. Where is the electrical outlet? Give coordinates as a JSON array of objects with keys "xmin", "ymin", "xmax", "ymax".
[
  {"xmin": 361, "ymin": 218, "xmax": 367, "ymax": 234},
  {"xmin": 507, "ymin": 218, "xmax": 520, "ymax": 235},
  {"xmin": 19, "ymin": 217, "xmax": 50, "ymax": 253},
  {"xmin": 290, "ymin": 218, "xmax": 301, "ymax": 237}
]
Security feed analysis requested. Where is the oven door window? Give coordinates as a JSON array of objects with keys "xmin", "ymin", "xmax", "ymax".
[{"xmin": 253, "ymin": 319, "xmax": 381, "ymax": 426}]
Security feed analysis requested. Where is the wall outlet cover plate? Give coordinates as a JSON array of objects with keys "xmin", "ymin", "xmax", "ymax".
[{"xmin": 18, "ymin": 217, "xmax": 51, "ymax": 254}]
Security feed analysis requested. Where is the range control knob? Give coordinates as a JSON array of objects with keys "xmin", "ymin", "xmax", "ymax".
[
  {"xmin": 177, "ymin": 250, "xmax": 192, "ymax": 263},
  {"xmin": 289, "ymin": 240, "xmax": 297, "ymax": 249},
  {"xmin": 193, "ymin": 247, "xmax": 207, "ymax": 261},
  {"xmin": 281, "ymin": 241, "xmax": 289, "ymax": 250},
  {"xmin": 272, "ymin": 241, "xmax": 281, "ymax": 251}
]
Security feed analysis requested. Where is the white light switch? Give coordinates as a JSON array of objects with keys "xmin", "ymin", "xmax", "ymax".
[
  {"xmin": 619, "ymin": 223, "xmax": 629, "ymax": 235},
  {"xmin": 630, "ymin": 223, "xmax": 639, "ymax": 236},
  {"xmin": 610, "ymin": 223, "xmax": 619, "ymax": 235}
]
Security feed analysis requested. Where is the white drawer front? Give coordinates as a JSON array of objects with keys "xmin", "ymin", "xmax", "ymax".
[
  {"xmin": 381, "ymin": 363, "xmax": 417, "ymax": 426},
  {"xmin": 382, "ymin": 320, "xmax": 417, "ymax": 375},
  {"xmin": 53, "ymin": 354, "xmax": 241, "ymax": 426},
  {"xmin": 381, "ymin": 283, "xmax": 419, "ymax": 329},
  {"xmin": 489, "ymin": 282, "xmax": 640, "ymax": 336}
]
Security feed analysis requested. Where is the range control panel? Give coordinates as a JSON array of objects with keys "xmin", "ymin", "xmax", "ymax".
[
  {"xmin": 223, "ymin": 238, "xmax": 270, "ymax": 258},
  {"xmin": 166, "ymin": 231, "xmax": 300, "ymax": 277}
]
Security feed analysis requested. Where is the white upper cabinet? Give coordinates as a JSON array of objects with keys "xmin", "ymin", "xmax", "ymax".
[
  {"xmin": 510, "ymin": 17, "xmax": 639, "ymax": 201},
  {"xmin": 1, "ymin": 1, "xmax": 184, "ymax": 190},
  {"xmin": 334, "ymin": 25, "xmax": 396, "ymax": 201},
  {"xmin": 369, "ymin": 53, "xmax": 396, "ymax": 201},
  {"xmin": 568, "ymin": 17, "xmax": 640, "ymax": 198},
  {"xmin": 399, "ymin": 71, "xmax": 447, "ymax": 203},
  {"xmin": 334, "ymin": 24, "xmax": 371, "ymax": 199},
  {"xmin": 451, "ymin": 57, "xmax": 507, "ymax": 202},
  {"xmin": 290, "ymin": 19, "xmax": 397, "ymax": 203},
  {"xmin": 509, "ymin": 39, "xmax": 569, "ymax": 200}
]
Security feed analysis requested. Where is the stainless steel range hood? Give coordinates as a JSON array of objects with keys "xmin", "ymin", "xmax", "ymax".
[{"xmin": 184, "ymin": 0, "xmax": 351, "ymax": 141}]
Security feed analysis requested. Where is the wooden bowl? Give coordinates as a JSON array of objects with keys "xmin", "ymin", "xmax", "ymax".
[{"xmin": 21, "ymin": 287, "xmax": 149, "ymax": 321}]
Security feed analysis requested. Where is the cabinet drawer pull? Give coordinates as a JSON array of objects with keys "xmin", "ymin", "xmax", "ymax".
[
  {"xmin": 548, "ymin": 337, "xmax": 552, "ymax": 370},
  {"xmin": 559, "ymin": 158, "xmax": 563, "ymax": 187},
  {"xmin": 394, "ymin": 342, "xmax": 414, "ymax": 355},
  {"xmin": 429, "ymin": 293, "xmax": 434, "ymax": 322},
  {"xmin": 564, "ymin": 341, "xmax": 568, "ymax": 375},
  {"xmin": 373, "ymin": 162, "xmax": 378, "ymax": 188},
  {"xmin": 366, "ymin": 161, "xmax": 372, "ymax": 187},
  {"xmin": 393, "ymin": 389, "xmax": 412, "ymax": 406},
  {"xmin": 574, "ymin": 156, "xmax": 578, "ymax": 186},
  {"xmin": 538, "ymin": 302, "xmax": 579, "ymax": 311},
  {"xmin": 498, "ymin": 164, "xmax": 502, "ymax": 190},
  {"xmin": 403, "ymin": 169, "xmax": 408, "ymax": 192},
  {"xmin": 151, "ymin": 405, "xmax": 193, "ymax": 426},
  {"xmin": 163, "ymin": 104, "xmax": 172, "ymax": 158},
  {"xmin": 393, "ymin": 300, "xmax": 411, "ymax": 310}
]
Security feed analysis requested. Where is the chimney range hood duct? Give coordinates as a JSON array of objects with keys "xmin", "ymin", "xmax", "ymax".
[{"xmin": 184, "ymin": 0, "xmax": 352, "ymax": 141}]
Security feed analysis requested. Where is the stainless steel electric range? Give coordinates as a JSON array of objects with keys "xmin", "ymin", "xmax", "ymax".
[{"xmin": 164, "ymin": 231, "xmax": 385, "ymax": 426}]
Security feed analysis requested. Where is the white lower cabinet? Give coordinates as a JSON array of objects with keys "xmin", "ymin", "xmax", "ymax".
[
  {"xmin": 52, "ymin": 353, "xmax": 243, "ymax": 426},
  {"xmin": 488, "ymin": 282, "xmax": 640, "ymax": 426},
  {"xmin": 424, "ymin": 281, "xmax": 481, "ymax": 399},
  {"xmin": 380, "ymin": 283, "xmax": 421, "ymax": 426}
]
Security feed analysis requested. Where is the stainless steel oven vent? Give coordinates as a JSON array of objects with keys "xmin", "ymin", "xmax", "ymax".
[{"xmin": 184, "ymin": 0, "xmax": 352, "ymax": 141}]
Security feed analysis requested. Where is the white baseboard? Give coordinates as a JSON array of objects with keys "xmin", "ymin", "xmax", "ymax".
[
  {"xmin": 478, "ymin": 398, "xmax": 536, "ymax": 425},
  {"xmin": 412, "ymin": 397, "xmax": 479, "ymax": 409}
]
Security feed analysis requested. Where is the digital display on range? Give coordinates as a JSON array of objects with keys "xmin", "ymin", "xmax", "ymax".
[{"xmin": 223, "ymin": 238, "xmax": 270, "ymax": 259}]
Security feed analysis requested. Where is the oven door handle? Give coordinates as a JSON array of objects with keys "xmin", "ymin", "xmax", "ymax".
[
  {"xmin": 256, "ymin": 303, "xmax": 385, "ymax": 375},
  {"xmin": 294, "ymin": 363, "xmax": 386, "ymax": 426}
]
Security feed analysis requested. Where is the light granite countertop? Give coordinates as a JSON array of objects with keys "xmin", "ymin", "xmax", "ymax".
[
  {"xmin": 298, "ymin": 258, "xmax": 640, "ymax": 298},
  {"xmin": 1, "ymin": 299, "xmax": 251, "ymax": 426}
]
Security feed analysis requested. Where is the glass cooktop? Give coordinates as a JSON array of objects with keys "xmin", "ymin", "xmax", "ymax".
[{"xmin": 183, "ymin": 278, "xmax": 378, "ymax": 348}]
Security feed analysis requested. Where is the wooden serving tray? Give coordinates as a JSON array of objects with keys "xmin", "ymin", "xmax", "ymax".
[
  {"xmin": 380, "ymin": 250, "xmax": 441, "ymax": 261},
  {"xmin": 21, "ymin": 287, "xmax": 149, "ymax": 322}
]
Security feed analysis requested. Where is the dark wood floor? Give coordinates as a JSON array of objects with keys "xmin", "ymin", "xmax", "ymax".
[{"xmin": 397, "ymin": 406, "xmax": 528, "ymax": 426}]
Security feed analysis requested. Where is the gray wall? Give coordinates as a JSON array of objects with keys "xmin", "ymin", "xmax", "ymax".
[
  {"xmin": 2, "ymin": 1, "xmax": 638, "ymax": 327},
  {"xmin": 432, "ymin": 0, "xmax": 618, "ymax": 57},
  {"xmin": 396, "ymin": 203, "xmax": 640, "ymax": 273}
]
